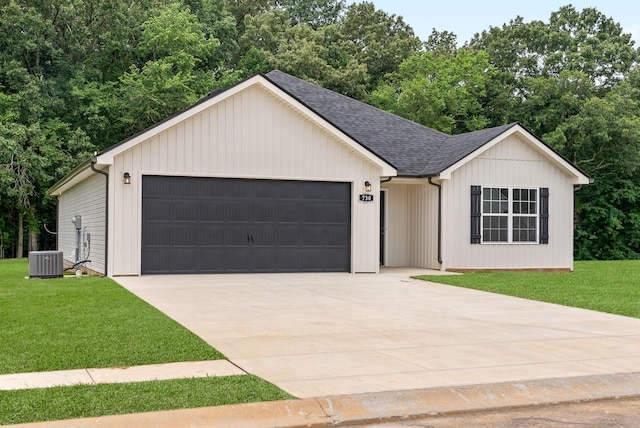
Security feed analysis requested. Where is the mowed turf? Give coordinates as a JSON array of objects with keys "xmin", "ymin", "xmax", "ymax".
[
  {"xmin": 415, "ymin": 260, "xmax": 640, "ymax": 318},
  {"xmin": 0, "ymin": 259, "xmax": 222, "ymax": 374},
  {"xmin": 0, "ymin": 258, "xmax": 293, "ymax": 425},
  {"xmin": 0, "ymin": 375, "xmax": 293, "ymax": 425}
]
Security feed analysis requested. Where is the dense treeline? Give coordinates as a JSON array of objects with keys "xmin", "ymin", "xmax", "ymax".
[{"xmin": 1, "ymin": 0, "xmax": 639, "ymax": 259}]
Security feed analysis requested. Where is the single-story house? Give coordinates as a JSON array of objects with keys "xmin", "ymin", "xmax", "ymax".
[{"xmin": 49, "ymin": 70, "xmax": 591, "ymax": 276}]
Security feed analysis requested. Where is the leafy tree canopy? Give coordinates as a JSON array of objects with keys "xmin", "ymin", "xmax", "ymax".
[
  {"xmin": 370, "ymin": 49, "xmax": 494, "ymax": 134},
  {"xmin": 1, "ymin": 0, "xmax": 639, "ymax": 260}
]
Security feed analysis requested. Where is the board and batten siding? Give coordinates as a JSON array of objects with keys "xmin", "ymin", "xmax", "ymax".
[
  {"xmin": 109, "ymin": 84, "xmax": 382, "ymax": 275},
  {"xmin": 442, "ymin": 133, "xmax": 575, "ymax": 270},
  {"xmin": 382, "ymin": 182, "xmax": 439, "ymax": 269},
  {"xmin": 57, "ymin": 171, "xmax": 107, "ymax": 274}
]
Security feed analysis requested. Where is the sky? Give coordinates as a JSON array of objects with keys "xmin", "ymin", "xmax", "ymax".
[{"xmin": 361, "ymin": 0, "xmax": 640, "ymax": 46}]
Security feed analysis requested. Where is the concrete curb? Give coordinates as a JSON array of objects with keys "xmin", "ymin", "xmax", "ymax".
[
  {"xmin": 8, "ymin": 372, "xmax": 640, "ymax": 428},
  {"xmin": 314, "ymin": 371, "xmax": 640, "ymax": 426}
]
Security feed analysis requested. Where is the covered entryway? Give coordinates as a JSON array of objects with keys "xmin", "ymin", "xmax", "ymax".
[{"xmin": 141, "ymin": 176, "xmax": 351, "ymax": 274}]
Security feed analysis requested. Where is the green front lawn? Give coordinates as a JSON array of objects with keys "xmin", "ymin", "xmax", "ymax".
[
  {"xmin": 415, "ymin": 260, "xmax": 640, "ymax": 318},
  {"xmin": 1, "ymin": 376, "xmax": 293, "ymax": 425},
  {"xmin": 0, "ymin": 259, "xmax": 222, "ymax": 374},
  {"xmin": 0, "ymin": 258, "xmax": 292, "ymax": 425}
]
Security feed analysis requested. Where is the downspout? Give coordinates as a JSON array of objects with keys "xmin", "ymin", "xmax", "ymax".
[
  {"xmin": 90, "ymin": 155, "xmax": 108, "ymax": 277},
  {"xmin": 381, "ymin": 177, "xmax": 393, "ymax": 184},
  {"xmin": 427, "ymin": 177, "xmax": 443, "ymax": 265}
]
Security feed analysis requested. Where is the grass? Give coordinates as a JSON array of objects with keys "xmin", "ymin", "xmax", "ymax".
[
  {"xmin": 415, "ymin": 260, "xmax": 640, "ymax": 318},
  {"xmin": 0, "ymin": 259, "xmax": 222, "ymax": 374},
  {"xmin": 0, "ymin": 258, "xmax": 293, "ymax": 425},
  {"xmin": 0, "ymin": 375, "xmax": 293, "ymax": 425}
]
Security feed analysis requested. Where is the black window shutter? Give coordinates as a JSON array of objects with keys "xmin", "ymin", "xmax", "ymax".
[
  {"xmin": 539, "ymin": 187, "xmax": 549, "ymax": 244},
  {"xmin": 471, "ymin": 185, "xmax": 481, "ymax": 244}
]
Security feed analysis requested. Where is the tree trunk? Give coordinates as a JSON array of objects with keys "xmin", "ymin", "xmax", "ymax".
[
  {"xmin": 17, "ymin": 214, "xmax": 24, "ymax": 258},
  {"xmin": 29, "ymin": 228, "xmax": 38, "ymax": 252}
]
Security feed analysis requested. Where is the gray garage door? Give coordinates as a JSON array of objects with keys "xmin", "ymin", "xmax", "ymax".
[{"xmin": 141, "ymin": 176, "xmax": 351, "ymax": 274}]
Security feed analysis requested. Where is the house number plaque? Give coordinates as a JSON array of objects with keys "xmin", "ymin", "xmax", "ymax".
[{"xmin": 359, "ymin": 194, "xmax": 374, "ymax": 202}]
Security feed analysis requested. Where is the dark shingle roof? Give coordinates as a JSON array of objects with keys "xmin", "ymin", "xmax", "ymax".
[
  {"xmin": 265, "ymin": 71, "xmax": 449, "ymax": 176},
  {"xmin": 264, "ymin": 70, "xmax": 517, "ymax": 177},
  {"xmin": 420, "ymin": 124, "xmax": 518, "ymax": 176}
]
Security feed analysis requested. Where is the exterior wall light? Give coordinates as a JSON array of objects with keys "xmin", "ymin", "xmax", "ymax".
[
  {"xmin": 123, "ymin": 172, "xmax": 131, "ymax": 184},
  {"xmin": 364, "ymin": 180, "xmax": 372, "ymax": 192}
]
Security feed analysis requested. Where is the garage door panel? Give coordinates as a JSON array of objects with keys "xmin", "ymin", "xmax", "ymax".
[
  {"xmin": 199, "ymin": 225, "xmax": 249, "ymax": 248},
  {"xmin": 249, "ymin": 223, "xmax": 350, "ymax": 247},
  {"xmin": 141, "ymin": 250, "xmax": 172, "ymax": 274},
  {"xmin": 303, "ymin": 202, "xmax": 350, "ymax": 223},
  {"xmin": 299, "ymin": 248, "xmax": 349, "ymax": 271},
  {"xmin": 142, "ymin": 176, "xmax": 351, "ymax": 274},
  {"xmin": 252, "ymin": 248, "xmax": 296, "ymax": 272},
  {"xmin": 197, "ymin": 248, "xmax": 252, "ymax": 273},
  {"xmin": 141, "ymin": 223, "xmax": 166, "ymax": 248},
  {"xmin": 171, "ymin": 202, "xmax": 199, "ymax": 222},
  {"xmin": 221, "ymin": 178, "xmax": 254, "ymax": 198},
  {"xmin": 143, "ymin": 199, "xmax": 173, "ymax": 221},
  {"xmin": 170, "ymin": 224, "xmax": 203, "ymax": 247},
  {"xmin": 302, "ymin": 181, "xmax": 342, "ymax": 199},
  {"xmin": 199, "ymin": 199, "xmax": 252, "ymax": 224},
  {"xmin": 170, "ymin": 249, "xmax": 201, "ymax": 273},
  {"xmin": 251, "ymin": 202, "xmax": 280, "ymax": 223}
]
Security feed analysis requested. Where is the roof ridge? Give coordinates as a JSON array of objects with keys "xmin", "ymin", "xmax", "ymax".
[
  {"xmin": 419, "ymin": 123, "xmax": 519, "ymax": 176},
  {"xmin": 265, "ymin": 70, "xmax": 451, "ymax": 137},
  {"xmin": 265, "ymin": 70, "xmax": 451, "ymax": 176}
]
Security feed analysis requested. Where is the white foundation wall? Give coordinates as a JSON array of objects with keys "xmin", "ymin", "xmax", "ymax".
[
  {"xmin": 383, "ymin": 182, "xmax": 439, "ymax": 269},
  {"xmin": 57, "ymin": 171, "xmax": 107, "ymax": 274},
  {"xmin": 442, "ymin": 134, "xmax": 576, "ymax": 270},
  {"xmin": 109, "ymin": 85, "xmax": 382, "ymax": 275}
]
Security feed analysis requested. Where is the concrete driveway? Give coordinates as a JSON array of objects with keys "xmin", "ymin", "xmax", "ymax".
[{"xmin": 115, "ymin": 269, "xmax": 640, "ymax": 399}]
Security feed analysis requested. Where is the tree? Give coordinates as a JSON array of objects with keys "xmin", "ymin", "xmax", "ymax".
[
  {"xmin": 467, "ymin": 5, "xmax": 640, "ymax": 259},
  {"xmin": 276, "ymin": 0, "xmax": 345, "ymax": 28},
  {"xmin": 338, "ymin": 2, "xmax": 421, "ymax": 89},
  {"xmin": 544, "ymin": 73, "xmax": 640, "ymax": 259},
  {"xmin": 71, "ymin": 2, "xmax": 220, "ymax": 149},
  {"xmin": 370, "ymin": 49, "xmax": 494, "ymax": 133},
  {"xmin": 0, "ymin": 0, "xmax": 212, "ymax": 255},
  {"xmin": 184, "ymin": 0, "xmax": 239, "ymax": 71},
  {"xmin": 468, "ymin": 6, "xmax": 640, "ymax": 131},
  {"xmin": 240, "ymin": 9, "xmax": 369, "ymax": 97},
  {"xmin": 424, "ymin": 29, "xmax": 458, "ymax": 54},
  {"xmin": 470, "ymin": 6, "xmax": 637, "ymax": 88},
  {"xmin": 226, "ymin": 0, "xmax": 272, "ymax": 35},
  {"xmin": 0, "ymin": 62, "xmax": 94, "ymax": 257}
]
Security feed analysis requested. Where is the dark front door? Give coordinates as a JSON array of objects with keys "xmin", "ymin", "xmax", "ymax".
[{"xmin": 141, "ymin": 176, "xmax": 351, "ymax": 274}]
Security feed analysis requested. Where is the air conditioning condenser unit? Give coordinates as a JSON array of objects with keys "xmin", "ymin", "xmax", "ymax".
[{"xmin": 29, "ymin": 251, "xmax": 64, "ymax": 279}]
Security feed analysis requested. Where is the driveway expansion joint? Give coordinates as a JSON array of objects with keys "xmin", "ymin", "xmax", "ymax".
[{"xmin": 84, "ymin": 369, "xmax": 97, "ymax": 385}]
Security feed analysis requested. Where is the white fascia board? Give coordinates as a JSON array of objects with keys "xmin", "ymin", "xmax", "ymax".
[
  {"xmin": 438, "ymin": 124, "xmax": 591, "ymax": 185},
  {"xmin": 93, "ymin": 76, "xmax": 266, "ymax": 166},
  {"xmin": 94, "ymin": 75, "xmax": 397, "ymax": 177},
  {"xmin": 260, "ymin": 80, "xmax": 397, "ymax": 177},
  {"xmin": 48, "ymin": 162, "xmax": 95, "ymax": 196}
]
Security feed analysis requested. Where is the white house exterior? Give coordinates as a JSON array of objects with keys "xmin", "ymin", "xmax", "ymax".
[{"xmin": 50, "ymin": 71, "xmax": 590, "ymax": 276}]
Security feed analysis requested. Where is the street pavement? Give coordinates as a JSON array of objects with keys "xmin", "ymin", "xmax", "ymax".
[{"xmin": 352, "ymin": 397, "xmax": 640, "ymax": 427}]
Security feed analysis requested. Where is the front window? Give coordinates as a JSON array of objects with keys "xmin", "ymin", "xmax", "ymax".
[{"xmin": 482, "ymin": 187, "xmax": 537, "ymax": 243}]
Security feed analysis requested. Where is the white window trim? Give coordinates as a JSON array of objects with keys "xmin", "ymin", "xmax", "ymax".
[{"xmin": 481, "ymin": 187, "xmax": 539, "ymax": 244}]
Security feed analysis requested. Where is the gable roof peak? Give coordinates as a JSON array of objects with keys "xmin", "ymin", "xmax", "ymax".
[{"xmin": 264, "ymin": 70, "xmax": 452, "ymax": 176}]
